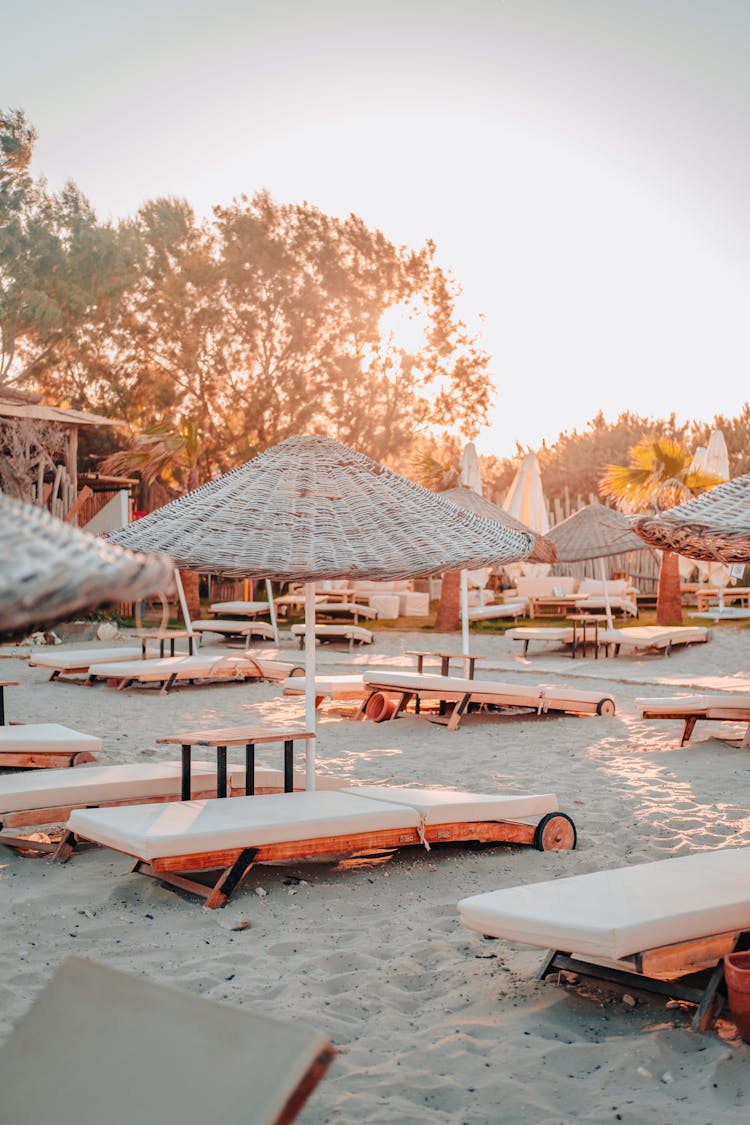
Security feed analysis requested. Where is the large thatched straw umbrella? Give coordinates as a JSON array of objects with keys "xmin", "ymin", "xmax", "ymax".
[
  {"xmin": 633, "ymin": 472, "xmax": 750, "ymax": 564},
  {"xmin": 107, "ymin": 435, "xmax": 534, "ymax": 786},
  {"xmin": 0, "ymin": 492, "xmax": 174, "ymax": 642},
  {"xmin": 545, "ymin": 504, "xmax": 645, "ymax": 628}
]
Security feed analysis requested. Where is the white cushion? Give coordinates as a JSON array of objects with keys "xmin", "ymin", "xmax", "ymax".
[
  {"xmin": 637, "ymin": 694, "xmax": 750, "ymax": 716},
  {"xmin": 507, "ymin": 628, "xmax": 573, "ymax": 643},
  {"xmin": 466, "ymin": 603, "xmax": 524, "ymax": 621},
  {"xmin": 344, "ymin": 786, "xmax": 558, "ymax": 822},
  {"xmin": 282, "ymin": 675, "xmax": 366, "ymax": 697},
  {"xmin": 68, "ymin": 791, "xmax": 420, "ymax": 861},
  {"xmin": 601, "ymin": 626, "xmax": 708, "ymax": 649},
  {"xmin": 0, "ymin": 760, "xmax": 236, "ymax": 814},
  {"xmin": 399, "ymin": 591, "xmax": 430, "ymax": 616},
  {"xmin": 368, "ymin": 594, "xmax": 400, "ymax": 619},
  {"xmin": 92, "ymin": 655, "xmax": 292, "ymax": 681},
  {"xmin": 192, "ymin": 620, "xmax": 275, "ymax": 638},
  {"xmin": 362, "ymin": 673, "xmax": 611, "ymax": 714},
  {"xmin": 28, "ymin": 647, "xmax": 141, "ymax": 670},
  {"xmin": 209, "ymin": 602, "xmax": 270, "ymax": 616},
  {"xmin": 314, "ymin": 601, "xmax": 377, "ymax": 619},
  {"xmin": 579, "ymin": 579, "xmax": 630, "ymax": 596},
  {"xmin": 0, "ymin": 723, "xmax": 102, "ymax": 755},
  {"xmin": 459, "ymin": 847, "xmax": 750, "ymax": 961},
  {"xmin": 516, "ymin": 577, "xmax": 578, "ymax": 597}
]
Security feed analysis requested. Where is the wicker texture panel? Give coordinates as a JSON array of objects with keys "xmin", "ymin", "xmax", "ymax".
[
  {"xmin": 440, "ymin": 486, "xmax": 557, "ymax": 564},
  {"xmin": 0, "ymin": 492, "xmax": 174, "ymax": 641},
  {"xmin": 107, "ymin": 435, "xmax": 533, "ymax": 581},
  {"xmin": 546, "ymin": 504, "xmax": 645, "ymax": 562},
  {"xmin": 633, "ymin": 473, "xmax": 750, "ymax": 563}
]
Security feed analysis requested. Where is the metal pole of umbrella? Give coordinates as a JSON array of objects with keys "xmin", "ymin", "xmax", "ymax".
[
  {"xmin": 460, "ymin": 569, "xmax": 470, "ymax": 658},
  {"xmin": 173, "ymin": 569, "xmax": 194, "ymax": 636},
  {"xmin": 265, "ymin": 579, "xmax": 280, "ymax": 644},
  {"xmin": 598, "ymin": 557, "xmax": 614, "ymax": 630},
  {"xmin": 303, "ymin": 580, "xmax": 317, "ymax": 790}
]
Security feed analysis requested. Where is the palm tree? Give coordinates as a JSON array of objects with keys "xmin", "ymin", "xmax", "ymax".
[
  {"xmin": 99, "ymin": 415, "xmax": 204, "ymax": 619},
  {"xmin": 411, "ymin": 450, "xmax": 464, "ymax": 631},
  {"xmin": 600, "ymin": 438, "xmax": 722, "ymax": 625}
]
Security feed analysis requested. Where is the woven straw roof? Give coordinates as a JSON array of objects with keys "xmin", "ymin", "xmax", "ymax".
[
  {"xmin": 546, "ymin": 504, "xmax": 645, "ymax": 562},
  {"xmin": 440, "ymin": 486, "xmax": 557, "ymax": 564},
  {"xmin": 633, "ymin": 473, "xmax": 750, "ymax": 563},
  {"xmin": 0, "ymin": 493, "xmax": 174, "ymax": 641},
  {"xmin": 107, "ymin": 435, "xmax": 534, "ymax": 581}
]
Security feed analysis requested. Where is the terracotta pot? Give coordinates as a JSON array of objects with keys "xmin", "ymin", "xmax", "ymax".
[
  {"xmin": 724, "ymin": 951, "xmax": 750, "ymax": 1041},
  {"xmin": 365, "ymin": 692, "xmax": 398, "ymax": 723}
]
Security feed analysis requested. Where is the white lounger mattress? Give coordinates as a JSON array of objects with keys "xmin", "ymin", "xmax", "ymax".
[
  {"xmin": 282, "ymin": 675, "xmax": 367, "ymax": 697},
  {"xmin": 29, "ymin": 646, "xmax": 142, "ymax": 670},
  {"xmin": 459, "ymin": 847, "xmax": 750, "ymax": 961},
  {"xmin": 209, "ymin": 601, "xmax": 271, "ymax": 616},
  {"xmin": 290, "ymin": 624, "xmax": 374, "ymax": 643},
  {"xmin": 0, "ymin": 724, "xmax": 102, "ymax": 755},
  {"xmin": 0, "ymin": 763, "xmax": 346, "ymax": 815},
  {"xmin": 191, "ymin": 620, "xmax": 275, "ymax": 638},
  {"xmin": 637, "ymin": 694, "xmax": 750, "ymax": 716},
  {"xmin": 91, "ymin": 655, "xmax": 292, "ymax": 681},
  {"xmin": 600, "ymin": 626, "xmax": 709, "ymax": 649},
  {"xmin": 362, "ymin": 672, "xmax": 610, "ymax": 711},
  {"xmin": 67, "ymin": 787, "xmax": 560, "ymax": 861}
]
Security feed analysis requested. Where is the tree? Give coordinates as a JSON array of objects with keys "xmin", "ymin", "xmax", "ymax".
[{"xmin": 599, "ymin": 437, "xmax": 721, "ymax": 625}]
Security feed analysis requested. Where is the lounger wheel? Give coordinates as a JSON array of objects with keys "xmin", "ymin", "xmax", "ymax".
[
  {"xmin": 533, "ymin": 812, "xmax": 577, "ymax": 851},
  {"xmin": 596, "ymin": 697, "xmax": 616, "ymax": 716}
]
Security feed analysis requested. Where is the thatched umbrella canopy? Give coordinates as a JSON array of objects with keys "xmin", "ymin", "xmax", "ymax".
[
  {"xmin": 546, "ymin": 504, "xmax": 645, "ymax": 563},
  {"xmin": 545, "ymin": 504, "xmax": 646, "ymax": 628},
  {"xmin": 441, "ymin": 486, "xmax": 557, "ymax": 565},
  {"xmin": 107, "ymin": 435, "xmax": 534, "ymax": 580},
  {"xmin": 0, "ymin": 493, "xmax": 174, "ymax": 642},
  {"xmin": 107, "ymin": 435, "xmax": 534, "ymax": 786},
  {"xmin": 633, "ymin": 473, "xmax": 750, "ymax": 563}
]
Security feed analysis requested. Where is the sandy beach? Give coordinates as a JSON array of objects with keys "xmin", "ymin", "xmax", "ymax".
[{"xmin": 2, "ymin": 624, "xmax": 750, "ymax": 1123}]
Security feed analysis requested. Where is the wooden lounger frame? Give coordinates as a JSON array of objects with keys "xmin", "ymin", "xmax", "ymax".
[
  {"xmin": 536, "ymin": 929, "xmax": 750, "ymax": 1032},
  {"xmin": 356, "ymin": 681, "xmax": 614, "ymax": 732},
  {"xmin": 66, "ymin": 811, "xmax": 577, "ymax": 909},
  {"xmin": 0, "ymin": 747, "xmax": 96, "ymax": 770},
  {"xmin": 640, "ymin": 706, "xmax": 750, "ymax": 748}
]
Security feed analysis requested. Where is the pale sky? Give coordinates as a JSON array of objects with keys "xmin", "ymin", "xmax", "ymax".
[{"xmin": 5, "ymin": 0, "xmax": 749, "ymax": 459}]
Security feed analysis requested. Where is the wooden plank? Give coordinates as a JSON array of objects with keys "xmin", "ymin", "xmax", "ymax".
[
  {"xmin": 157, "ymin": 726, "xmax": 314, "ymax": 747},
  {"xmin": 635, "ymin": 931, "xmax": 740, "ymax": 976},
  {"xmin": 0, "ymin": 751, "xmax": 94, "ymax": 769}
]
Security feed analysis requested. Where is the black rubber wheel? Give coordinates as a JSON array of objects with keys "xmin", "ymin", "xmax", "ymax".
[
  {"xmin": 596, "ymin": 697, "xmax": 616, "ymax": 716},
  {"xmin": 533, "ymin": 812, "xmax": 577, "ymax": 851}
]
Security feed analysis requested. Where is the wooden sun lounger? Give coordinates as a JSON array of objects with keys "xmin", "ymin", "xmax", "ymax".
[
  {"xmin": 464, "ymin": 602, "xmax": 525, "ymax": 623},
  {"xmin": 599, "ymin": 625, "xmax": 711, "ymax": 657},
  {"xmin": 28, "ymin": 645, "xmax": 143, "ymax": 682},
  {"xmin": 65, "ymin": 787, "xmax": 577, "ymax": 909},
  {"xmin": 637, "ymin": 694, "xmax": 750, "ymax": 747},
  {"xmin": 314, "ymin": 600, "xmax": 378, "ymax": 623},
  {"xmin": 290, "ymin": 624, "xmax": 374, "ymax": 652},
  {"xmin": 191, "ymin": 618, "xmax": 276, "ymax": 645},
  {"xmin": 0, "ymin": 956, "xmax": 334, "ymax": 1125},
  {"xmin": 87, "ymin": 653, "xmax": 296, "ymax": 694},
  {"xmin": 209, "ymin": 600, "xmax": 273, "ymax": 618},
  {"xmin": 358, "ymin": 672, "xmax": 615, "ymax": 731},
  {"xmin": 282, "ymin": 674, "xmax": 368, "ymax": 709},
  {"xmin": 459, "ymin": 848, "xmax": 750, "ymax": 1032},
  {"xmin": 0, "ymin": 723, "xmax": 102, "ymax": 770}
]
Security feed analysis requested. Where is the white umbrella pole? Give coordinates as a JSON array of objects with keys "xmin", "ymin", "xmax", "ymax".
[
  {"xmin": 598, "ymin": 557, "xmax": 613, "ymax": 630},
  {"xmin": 265, "ymin": 578, "xmax": 280, "ymax": 644},
  {"xmin": 173, "ymin": 569, "xmax": 194, "ymax": 635},
  {"xmin": 460, "ymin": 568, "xmax": 470, "ymax": 659},
  {"xmin": 304, "ymin": 580, "xmax": 317, "ymax": 790}
]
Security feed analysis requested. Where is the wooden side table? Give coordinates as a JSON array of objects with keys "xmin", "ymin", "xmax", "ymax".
[
  {"xmin": 134, "ymin": 630, "xmax": 196, "ymax": 658},
  {"xmin": 567, "ymin": 615, "xmax": 600, "ymax": 659},
  {"xmin": 156, "ymin": 724, "xmax": 316, "ymax": 800},
  {"xmin": 405, "ymin": 651, "xmax": 483, "ymax": 679}
]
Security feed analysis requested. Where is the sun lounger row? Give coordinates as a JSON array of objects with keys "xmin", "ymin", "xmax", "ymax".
[
  {"xmin": 31, "ymin": 649, "xmax": 296, "ymax": 693},
  {"xmin": 290, "ymin": 623, "xmax": 374, "ymax": 649},
  {"xmin": 508, "ymin": 625, "xmax": 711, "ymax": 657}
]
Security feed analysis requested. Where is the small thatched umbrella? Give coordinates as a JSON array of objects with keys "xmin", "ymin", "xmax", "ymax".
[
  {"xmin": 545, "ymin": 504, "xmax": 645, "ymax": 628},
  {"xmin": 108, "ymin": 435, "xmax": 534, "ymax": 785},
  {"xmin": 0, "ymin": 492, "xmax": 174, "ymax": 642},
  {"xmin": 633, "ymin": 473, "xmax": 750, "ymax": 564}
]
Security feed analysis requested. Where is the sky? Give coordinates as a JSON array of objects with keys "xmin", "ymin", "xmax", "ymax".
[{"xmin": 5, "ymin": 0, "xmax": 750, "ymax": 460}]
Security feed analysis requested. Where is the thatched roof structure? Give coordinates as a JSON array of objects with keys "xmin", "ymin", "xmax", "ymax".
[
  {"xmin": 546, "ymin": 504, "xmax": 645, "ymax": 562},
  {"xmin": 107, "ymin": 435, "xmax": 533, "ymax": 581},
  {"xmin": 0, "ymin": 493, "xmax": 174, "ymax": 641},
  {"xmin": 440, "ymin": 486, "xmax": 557, "ymax": 564},
  {"xmin": 633, "ymin": 474, "xmax": 750, "ymax": 563},
  {"xmin": 0, "ymin": 384, "xmax": 120, "ymax": 428}
]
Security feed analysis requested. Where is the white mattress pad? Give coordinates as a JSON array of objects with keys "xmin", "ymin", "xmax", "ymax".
[
  {"xmin": 29, "ymin": 646, "xmax": 141, "ymax": 670},
  {"xmin": 0, "ymin": 723, "xmax": 102, "ymax": 754},
  {"xmin": 459, "ymin": 847, "xmax": 750, "ymax": 960}
]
